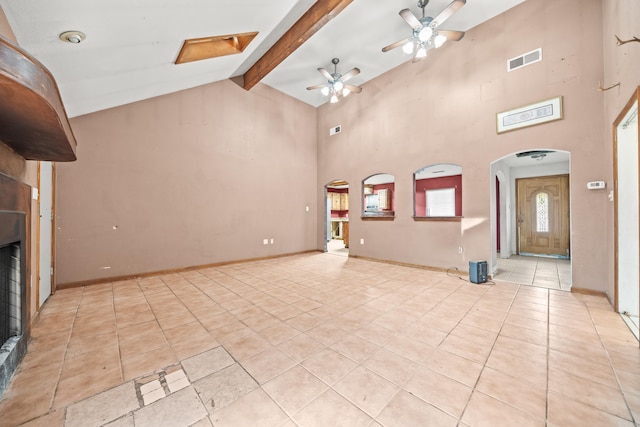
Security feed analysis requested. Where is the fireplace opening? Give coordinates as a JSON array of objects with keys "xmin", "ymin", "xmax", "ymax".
[
  {"xmin": 0, "ymin": 242, "xmax": 21, "ymax": 344},
  {"xmin": 0, "ymin": 210, "xmax": 28, "ymax": 397}
]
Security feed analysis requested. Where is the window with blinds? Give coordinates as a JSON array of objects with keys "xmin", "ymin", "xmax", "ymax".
[{"xmin": 426, "ymin": 188, "xmax": 456, "ymax": 217}]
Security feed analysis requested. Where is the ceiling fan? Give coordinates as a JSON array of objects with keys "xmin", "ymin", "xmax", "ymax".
[
  {"xmin": 306, "ymin": 58, "xmax": 362, "ymax": 103},
  {"xmin": 382, "ymin": 0, "xmax": 466, "ymax": 63}
]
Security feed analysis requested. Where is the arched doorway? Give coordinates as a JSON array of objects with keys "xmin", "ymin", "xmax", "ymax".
[{"xmin": 490, "ymin": 150, "xmax": 572, "ymax": 290}]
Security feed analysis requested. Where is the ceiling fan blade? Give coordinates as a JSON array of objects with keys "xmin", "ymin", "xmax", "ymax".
[
  {"xmin": 344, "ymin": 84, "xmax": 362, "ymax": 94},
  {"xmin": 399, "ymin": 8, "xmax": 422, "ymax": 30},
  {"xmin": 382, "ymin": 37, "xmax": 412, "ymax": 52},
  {"xmin": 438, "ymin": 29, "xmax": 465, "ymax": 41},
  {"xmin": 431, "ymin": 0, "xmax": 466, "ymax": 28},
  {"xmin": 341, "ymin": 67, "xmax": 360, "ymax": 82},
  {"xmin": 317, "ymin": 67, "xmax": 332, "ymax": 80},
  {"xmin": 306, "ymin": 84, "xmax": 326, "ymax": 91}
]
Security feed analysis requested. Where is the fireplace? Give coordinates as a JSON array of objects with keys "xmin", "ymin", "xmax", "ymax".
[
  {"xmin": 0, "ymin": 240, "xmax": 22, "ymax": 344},
  {"xmin": 0, "ymin": 173, "xmax": 31, "ymax": 397}
]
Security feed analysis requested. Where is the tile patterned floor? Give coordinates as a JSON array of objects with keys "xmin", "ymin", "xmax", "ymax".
[
  {"xmin": 494, "ymin": 255, "xmax": 572, "ymax": 290},
  {"xmin": 1, "ymin": 253, "xmax": 638, "ymax": 426},
  {"xmin": 326, "ymin": 239, "xmax": 348, "ymax": 257}
]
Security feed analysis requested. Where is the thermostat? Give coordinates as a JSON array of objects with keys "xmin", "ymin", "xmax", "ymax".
[{"xmin": 587, "ymin": 181, "xmax": 606, "ymax": 190}]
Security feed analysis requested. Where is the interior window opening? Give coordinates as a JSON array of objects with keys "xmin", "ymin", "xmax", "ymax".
[
  {"xmin": 362, "ymin": 173, "xmax": 395, "ymax": 218},
  {"xmin": 414, "ymin": 164, "xmax": 462, "ymax": 218}
]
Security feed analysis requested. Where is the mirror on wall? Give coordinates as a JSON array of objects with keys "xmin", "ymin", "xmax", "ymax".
[
  {"xmin": 362, "ymin": 173, "xmax": 395, "ymax": 218},
  {"xmin": 414, "ymin": 164, "xmax": 462, "ymax": 218}
]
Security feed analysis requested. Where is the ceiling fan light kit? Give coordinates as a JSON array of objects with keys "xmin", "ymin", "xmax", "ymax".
[
  {"xmin": 306, "ymin": 57, "xmax": 362, "ymax": 104},
  {"xmin": 382, "ymin": 0, "xmax": 466, "ymax": 63},
  {"xmin": 306, "ymin": 0, "xmax": 465, "ymax": 104}
]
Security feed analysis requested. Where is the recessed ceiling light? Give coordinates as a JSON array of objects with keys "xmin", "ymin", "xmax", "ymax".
[{"xmin": 59, "ymin": 31, "xmax": 86, "ymax": 44}]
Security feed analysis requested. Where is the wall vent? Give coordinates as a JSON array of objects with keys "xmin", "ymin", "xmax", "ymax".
[{"xmin": 507, "ymin": 48, "xmax": 542, "ymax": 72}]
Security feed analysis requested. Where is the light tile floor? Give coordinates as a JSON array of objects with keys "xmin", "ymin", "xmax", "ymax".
[
  {"xmin": 326, "ymin": 239, "xmax": 348, "ymax": 257},
  {"xmin": 494, "ymin": 254, "xmax": 572, "ymax": 291},
  {"xmin": 1, "ymin": 253, "xmax": 639, "ymax": 426}
]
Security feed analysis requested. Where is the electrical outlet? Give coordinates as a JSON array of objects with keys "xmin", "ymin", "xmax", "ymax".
[
  {"xmin": 263, "ymin": 239, "xmax": 269, "ymax": 245},
  {"xmin": 305, "ymin": 206, "xmax": 310, "ymax": 212},
  {"xmin": 458, "ymin": 246, "xmax": 463, "ymax": 254},
  {"xmin": 360, "ymin": 238, "xmax": 364, "ymax": 245}
]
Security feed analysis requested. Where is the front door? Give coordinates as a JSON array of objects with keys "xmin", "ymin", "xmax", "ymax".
[{"xmin": 517, "ymin": 174, "xmax": 570, "ymax": 258}]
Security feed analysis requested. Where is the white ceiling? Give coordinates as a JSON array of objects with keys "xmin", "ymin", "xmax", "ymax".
[{"xmin": 0, "ymin": 0, "xmax": 525, "ymax": 118}]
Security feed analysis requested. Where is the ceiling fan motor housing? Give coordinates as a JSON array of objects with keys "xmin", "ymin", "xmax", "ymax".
[{"xmin": 420, "ymin": 17, "xmax": 433, "ymax": 26}]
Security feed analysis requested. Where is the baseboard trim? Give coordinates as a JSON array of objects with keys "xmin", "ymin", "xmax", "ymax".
[
  {"xmin": 57, "ymin": 250, "xmax": 321, "ymax": 290},
  {"xmin": 348, "ymin": 254, "xmax": 468, "ymax": 276},
  {"xmin": 570, "ymin": 287, "xmax": 608, "ymax": 298}
]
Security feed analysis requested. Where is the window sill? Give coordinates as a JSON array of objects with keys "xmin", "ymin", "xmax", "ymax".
[
  {"xmin": 362, "ymin": 212, "xmax": 395, "ymax": 221},
  {"xmin": 413, "ymin": 216, "xmax": 463, "ymax": 222}
]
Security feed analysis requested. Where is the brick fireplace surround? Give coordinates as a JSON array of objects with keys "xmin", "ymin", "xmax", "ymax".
[{"xmin": 0, "ymin": 172, "xmax": 31, "ymax": 396}]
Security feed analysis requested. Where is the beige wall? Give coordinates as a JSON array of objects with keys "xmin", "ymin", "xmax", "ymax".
[
  {"xmin": 56, "ymin": 80, "xmax": 318, "ymax": 284},
  {"xmin": 602, "ymin": 0, "xmax": 640, "ymax": 299},
  {"xmin": 0, "ymin": 7, "xmax": 41, "ymax": 319},
  {"xmin": 17, "ymin": 0, "xmax": 637, "ymax": 296},
  {"xmin": 316, "ymin": 0, "xmax": 608, "ymax": 292}
]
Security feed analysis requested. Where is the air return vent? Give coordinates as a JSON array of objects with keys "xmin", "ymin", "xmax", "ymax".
[{"xmin": 507, "ymin": 48, "xmax": 542, "ymax": 72}]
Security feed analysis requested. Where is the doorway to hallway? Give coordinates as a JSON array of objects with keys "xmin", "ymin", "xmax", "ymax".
[
  {"xmin": 325, "ymin": 180, "xmax": 349, "ymax": 256},
  {"xmin": 491, "ymin": 150, "xmax": 572, "ymax": 291}
]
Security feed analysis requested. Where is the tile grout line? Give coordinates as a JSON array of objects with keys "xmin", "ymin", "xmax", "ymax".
[
  {"xmin": 451, "ymin": 282, "xmax": 521, "ymax": 424},
  {"xmin": 121, "ymin": 278, "xmax": 172, "ymax": 380},
  {"xmin": 51, "ymin": 285, "xmax": 84, "ymax": 424},
  {"xmin": 113, "ymin": 281, "xmax": 126, "ymax": 394},
  {"xmin": 585, "ymin": 299, "xmax": 638, "ymax": 425}
]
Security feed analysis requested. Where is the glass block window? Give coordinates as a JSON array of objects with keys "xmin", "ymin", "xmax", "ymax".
[{"xmin": 536, "ymin": 192, "xmax": 549, "ymax": 232}]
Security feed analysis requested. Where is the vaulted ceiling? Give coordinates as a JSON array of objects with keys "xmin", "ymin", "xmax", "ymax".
[{"xmin": 0, "ymin": 0, "xmax": 525, "ymax": 118}]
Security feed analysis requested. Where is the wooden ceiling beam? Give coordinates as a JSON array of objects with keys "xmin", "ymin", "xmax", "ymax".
[{"xmin": 241, "ymin": 0, "xmax": 353, "ymax": 91}]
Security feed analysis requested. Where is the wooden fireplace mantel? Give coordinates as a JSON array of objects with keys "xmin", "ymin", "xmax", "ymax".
[{"xmin": 0, "ymin": 36, "xmax": 77, "ymax": 161}]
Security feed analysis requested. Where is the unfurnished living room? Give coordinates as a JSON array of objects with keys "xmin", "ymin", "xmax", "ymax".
[{"xmin": 0, "ymin": 0, "xmax": 639, "ymax": 426}]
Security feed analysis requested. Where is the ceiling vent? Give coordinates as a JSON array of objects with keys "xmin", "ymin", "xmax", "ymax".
[{"xmin": 507, "ymin": 48, "xmax": 542, "ymax": 72}]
